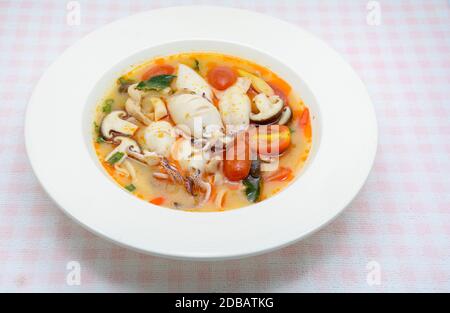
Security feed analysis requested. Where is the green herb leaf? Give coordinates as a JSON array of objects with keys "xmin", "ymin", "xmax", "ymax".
[
  {"xmin": 193, "ymin": 59, "xmax": 200, "ymax": 72},
  {"xmin": 107, "ymin": 151, "xmax": 124, "ymax": 165},
  {"xmin": 125, "ymin": 184, "xmax": 136, "ymax": 192},
  {"xmin": 243, "ymin": 175, "xmax": 261, "ymax": 203},
  {"xmin": 136, "ymin": 74, "xmax": 176, "ymax": 91},
  {"xmin": 102, "ymin": 99, "xmax": 114, "ymax": 113},
  {"xmin": 96, "ymin": 136, "xmax": 105, "ymax": 143},
  {"xmin": 243, "ymin": 160, "xmax": 262, "ymax": 202}
]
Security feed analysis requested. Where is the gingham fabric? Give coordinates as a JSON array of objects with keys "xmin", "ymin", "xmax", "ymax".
[{"xmin": 0, "ymin": 0, "xmax": 449, "ymax": 293}]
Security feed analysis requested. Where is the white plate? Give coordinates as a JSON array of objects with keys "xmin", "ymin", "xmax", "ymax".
[{"xmin": 25, "ymin": 6, "xmax": 377, "ymax": 260}]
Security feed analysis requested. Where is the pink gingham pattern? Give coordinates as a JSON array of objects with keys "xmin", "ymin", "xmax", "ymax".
[{"xmin": 0, "ymin": 0, "xmax": 449, "ymax": 292}]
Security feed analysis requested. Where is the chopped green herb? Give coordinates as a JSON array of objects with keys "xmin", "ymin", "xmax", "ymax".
[
  {"xmin": 193, "ymin": 59, "xmax": 200, "ymax": 72},
  {"xmin": 94, "ymin": 122, "xmax": 100, "ymax": 133},
  {"xmin": 96, "ymin": 136, "xmax": 105, "ymax": 143},
  {"xmin": 107, "ymin": 151, "xmax": 124, "ymax": 165},
  {"xmin": 289, "ymin": 127, "xmax": 295, "ymax": 134},
  {"xmin": 125, "ymin": 184, "xmax": 136, "ymax": 192},
  {"xmin": 136, "ymin": 74, "xmax": 176, "ymax": 91},
  {"xmin": 102, "ymin": 99, "xmax": 114, "ymax": 113}
]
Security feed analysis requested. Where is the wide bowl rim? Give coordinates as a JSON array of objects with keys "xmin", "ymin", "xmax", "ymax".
[{"xmin": 25, "ymin": 6, "xmax": 377, "ymax": 260}]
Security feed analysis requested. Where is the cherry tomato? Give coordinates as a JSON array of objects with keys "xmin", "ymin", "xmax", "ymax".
[
  {"xmin": 224, "ymin": 159, "xmax": 251, "ymax": 181},
  {"xmin": 207, "ymin": 66, "xmax": 237, "ymax": 90},
  {"xmin": 142, "ymin": 65, "xmax": 175, "ymax": 81},
  {"xmin": 223, "ymin": 134, "xmax": 251, "ymax": 181},
  {"xmin": 250, "ymin": 125, "xmax": 291, "ymax": 155}
]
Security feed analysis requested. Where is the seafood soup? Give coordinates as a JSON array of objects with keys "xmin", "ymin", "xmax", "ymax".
[{"xmin": 93, "ymin": 52, "xmax": 312, "ymax": 212}]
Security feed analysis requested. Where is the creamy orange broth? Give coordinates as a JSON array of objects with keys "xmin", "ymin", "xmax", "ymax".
[{"xmin": 93, "ymin": 52, "xmax": 312, "ymax": 212}]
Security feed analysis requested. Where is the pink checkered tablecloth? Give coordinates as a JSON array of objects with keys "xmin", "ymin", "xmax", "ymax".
[{"xmin": 0, "ymin": 0, "xmax": 449, "ymax": 293}]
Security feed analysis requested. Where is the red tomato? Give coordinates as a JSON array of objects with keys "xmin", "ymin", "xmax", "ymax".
[
  {"xmin": 224, "ymin": 159, "xmax": 251, "ymax": 182},
  {"xmin": 223, "ymin": 134, "xmax": 251, "ymax": 181},
  {"xmin": 142, "ymin": 65, "xmax": 175, "ymax": 80},
  {"xmin": 250, "ymin": 125, "xmax": 291, "ymax": 155},
  {"xmin": 207, "ymin": 66, "xmax": 237, "ymax": 90}
]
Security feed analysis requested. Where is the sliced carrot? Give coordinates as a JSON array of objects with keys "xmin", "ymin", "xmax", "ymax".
[
  {"xmin": 150, "ymin": 197, "xmax": 165, "ymax": 205},
  {"xmin": 102, "ymin": 161, "xmax": 115, "ymax": 176},
  {"xmin": 304, "ymin": 123, "xmax": 312, "ymax": 138},
  {"xmin": 212, "ymin": 95, "xmax": 220, "ymax": 107},
  {"xmin": 299, "ymin": 108, "xmax": 310, "ymax": 127},
  {"xmin": 264, "ymin": 167, "xmax": 293, "ymax": 182}
]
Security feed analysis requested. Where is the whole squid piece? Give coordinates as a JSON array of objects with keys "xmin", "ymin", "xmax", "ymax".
[{"xmin": 166, "ymin": 93, "xmax": 223, "ymax": 138}]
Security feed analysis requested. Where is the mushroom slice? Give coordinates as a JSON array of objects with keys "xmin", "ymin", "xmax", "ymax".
[
  {"xmin": 237, "ymin": 69, "xmax": 274, "ymax": 96},
  {"xmin": 277, "ymin": 106, "xmax": 292, "ymax": 125},
  {"xmin": 167, "ymin": 93, "xmax": 223, "ymax": 138},
  {"xmin": 150, "ymin": 97, "xmax": 168, "ymax": 121},
  {"xmin": 250, "ymin": 93, "xmax": 284, "ymax": 124},
  {"xmin": 101, "ymin": 111, "xmax": 138, "ymax": 140},
  {"xmin": 105, "ymin": 136, "xmax": 141, "ymax": 164},
  {"xmin": 142, "ymin": 121, "xmax": 175, "ymax": 157},
  {"xmin": 218, "ymin": 77, "xmax": 252, "ymax": 134},
  {"xmin": 175, "ymin": 64, "xmax": 213, "ymax": 101}
]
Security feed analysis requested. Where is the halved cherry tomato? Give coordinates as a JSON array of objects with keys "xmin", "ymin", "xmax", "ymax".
[
  {"xmin": 250, "ymin": 125, "xmax": 291, "ymax": 155},
  {"xmin": 264, "ymin": 167, "xmax": 293, "ymax": 182},
  {"xmin": 207, "ymin": 66, "xmax": 237, "ymax": 90},
  {"xmin": 149, "ymin": 197, "xmax": 165, "ymax": 205},
  {"xmin": 224, "ymin": 159, "xmax": 251, "ymax": 182},
  {"xmin": 223, "ymin": 134, "xmax": 251, "ymax": 181},
  {"xmin": 142, "ymin": 65, "xmax": 175, "ymax": 81}
]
